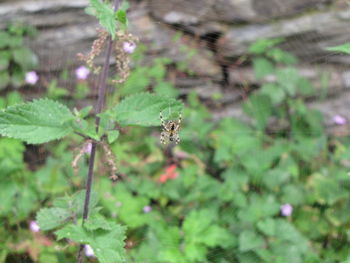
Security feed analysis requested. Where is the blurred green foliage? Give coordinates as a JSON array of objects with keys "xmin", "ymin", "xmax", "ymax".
[
  {"xmin": 2, "ymin": 38, "xmax": 350, "ymax": 263},
  {"xmin": 0, "ymin": 23, "xmax": 38, "ymax": 89}
]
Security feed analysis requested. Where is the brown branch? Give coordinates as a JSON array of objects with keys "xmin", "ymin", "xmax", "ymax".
[{"xmin": 76, "ymin": 1, "xmax": 121, "ymax": 262}]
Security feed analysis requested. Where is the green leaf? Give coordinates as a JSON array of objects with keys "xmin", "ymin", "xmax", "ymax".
[
  {"xmin": 243, "ymin": 94, "xmax": 272, "ymax": 130},
  {"xmin": 260, "ymin": 83, "xmax": 285, "ymax": 105},
  {"xmin": 72, "ymin": 190, "xmax": 99, "ymax": 216},
  {"xmin": 55, "ymin": 223, "xmax": 89, "ymax": 241},
  {"xmin": 109, "ymin": 92, "xmax": 183, "ymax": 127},
  {"xmin": 107, "ymin": 130, "xmax": 119, "ymax": 143},
  {"xmin": 248, "ymin": 38, "xmax": 284, "ymax": 54},
  {"xmin": 0, "ymin": 98, "xmax": 74, "ymax": 144},
  {"xmin": 120, "ymin": 0, "xmax": 129, "ymax": 11},
  {"xmin": 0, "ymin": 71, "xmax": 10, "ymax": 90},
  {"xmin": 0, "ymin": 32, "xmax": 11, "ymax": 48},
  {"xmin": 267, "ymin": 48, "xmax": 297, "ymax": 65},
  {"xmin": 12, "ymin": 47, "xmax": 38, "ymax": 69},
  {"xmin": 257, "ymin": 218, "xmax": 275, "ymax": 236},
  {"xmin": 86, "ymin": 0, "xmax": 116, "ymax": 39},
  {"xmin": 116, "ymin": 10, "xmax": 128, "ymax": 28},
  {"xmin": 6, "ymin": 91, "xmax": 23, "ymax": 106},
  {"xmin": 276, "ymin": 67, "xmax": 300, "ymax": 96},
  {"xmin": 11, "ymin": 70, "xmax": 25, "ymax": 88},
  {"xmin": 253, "ymin": 58, "xmax": 274, "ymax": 79},
  {"xmin": 36, "ymin": 207, "xmax": 71, "ymax": 231},
  {"xmin": 326, "ymin": 43, "xmax": 350, "ymax": 54},
  {"xmin": 78, "ymin": 106, "xmax": 93, "ymax": 118},
  {"xmin": 85, "ymin": 214, "xmax": 114, "ymax": 231},
  {"xmin": 184, "ymin": 243, "xmax": 207, "ymax": 262},
  {"xmin": 0, "ymin": 51, "xmax": 10, "ymax": 71},
  {"xmin": 182, "ymin": 209, "xmax": 233, "ymax": 249},
  {"xmin": 55, "ymin": 222, "xmax": 127, "ymax": 263},
  {"xmin": 239, "ymin": 230, "xmax": 264, "ymax": 252}
]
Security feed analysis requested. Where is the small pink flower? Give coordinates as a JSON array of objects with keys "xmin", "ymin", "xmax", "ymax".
[
  {"xmin": 25, "ymin": 71, "xmax": 39, "ymax": 85},
  {"xmin": 75, "ymin": 66, "xmax": 90, "ymax": 80},
  {"xmin": 29, "ymin": 220, "xmax": 40, "ymax": 232},
  {"xmin": 83, "ymin": 142, "xmax": 92, "ymax": 155},
  {"xmin": 123, "ymin": 42, "xmax": 136, "ymax": 54},
  {"xmin": 143, "ymin": 205, "xmax": 152, "ymax": 213},
  {"xmin": 280, "ymin": 203, "xmax": 293, "ymax": 217},
  {"xmin": 84, "ymin": 245, "xmax": 95, "ymax": 257},
  {"xmin": 333, "ymin": 115, "xmax": 347, "ymax": 125}
]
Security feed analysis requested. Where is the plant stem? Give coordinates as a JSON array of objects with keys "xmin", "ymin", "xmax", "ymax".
[{"xmin": 76, "ymin": 1, "xmax": 120, "ymax": 262}]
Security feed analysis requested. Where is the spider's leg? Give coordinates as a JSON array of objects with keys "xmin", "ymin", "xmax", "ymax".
[
  {"xmin": 175, "ymin": 133, "xmax": 180, "ymax": 144},
  {"xmin": 178, "ymin": 113, "xmax": 182, "ymax": 125},
  {"xmin": 160, "ymin": 131, "xmax": 168, "ymax": 144},
  {"xmin": 160, "ymin": 112, "xmax": 166, "ymax": 127}
]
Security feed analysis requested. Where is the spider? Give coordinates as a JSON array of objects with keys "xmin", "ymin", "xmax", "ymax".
[{"xmin": 160, "ymin": 112, "xmax": 182, "ymax": 144}]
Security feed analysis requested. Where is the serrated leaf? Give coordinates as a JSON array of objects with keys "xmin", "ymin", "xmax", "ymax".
[
  {"xmin": 72, "ymin": 190, "xmax": 99, "ymax": 216},
  {"xmin": 243, "ymin": 94, "xmax": 272, "ymax": 130},
  {"xmin": 257, "ymin": 218, "xmax": 276, "ymax": 236},
  {"xmin": 248, "ymin": 38, "xmax": 284, "ymax": 54},
  {"xmin": 0, "ymin": 71, "xmax": 10, "ymax": 90},
  {"xmin": 79, "ymin": 106, "xmax": 93, "ymax": 118},
  {"xmin": 55, "ymin": 223, "xmax": 89, "ymax": 242},
  {"xmin": 86, "ymin": 0, "xmax": 116, "ymax": 39},
  {"xmin": 107, "ymin": 130, "xmax": 119, "ymax": 143},
  {"xmin": 12, "ymin": 47, "xmax": 38, "ymax": 69},
  {"xmin": 326, "ymin": 43, "xmax": 350, "ymax": 54},
  {"xmin": 239, "ymin": 230, "xmax": 264, "ymax": 252},
  {"xmin": 253, "ymin": 58, "xmax": 274, "ymax": 79},
  {"xmin": 36, "ymin": 207, "xmax": 71, "ymax": 231},
  {"xmin": 260, "ymin": 83, "xmax": 285, "ymax": 105},
  {"xmin": 109, "ymin": 92, "xmax": 183, "ymax": 126},
  {"xmin": 202, "ymin": 225, "xmax": 235, "ymax": 248},
  {"xmin": 0, "ymin": 98, "xmax": 74, "ymax": 144},
  {"xmin": 0, "ymin": 51, "xmax": 10, "ymax": 71},
  {"xmin": 55, "ymin": 222, "xmax": 127, "ymax": 263},
  {"xmin": 85, "ymin": 214, "xmax": 114, "ymax": 231},
  {"xmin": 116, "ymin": 10, "xmax": 128, "ymax": 29}
]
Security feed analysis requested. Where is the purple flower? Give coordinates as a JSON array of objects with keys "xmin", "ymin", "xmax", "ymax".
[
  {"xmin": 280, "ymin": 203, "xmax": 293, "ymax": 217},
  {"xmin": 83, "ymin": 142, "xmax": 92, "ymax": 155},
  {"xmin": 84, "ymin": 245, "xmax": 95, "ymax": 257},
  {"xmin": 29, "ymin": 220, "xmax": 40, "ymax": 232},
  {"xmin": 25, "ymin": 71, "xmax": 39, "ymax": 85},
  {"xmin": 333, "ymin": 115, "xmax": 347, "ymax": 125},
  {"xmin": 123, "ymin": 42, "xmax": 136, "ymax": 54},
  {"xmin": 75, "ymin": 66, "xmax": 90, "ymax": 80},
  {"xmin": 143, "ymin": 205, "xmax": 152, "ymax": 213}
]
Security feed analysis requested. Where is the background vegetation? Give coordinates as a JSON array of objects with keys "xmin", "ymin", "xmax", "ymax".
[{"xmin": 1, "ymin": 3, "xmax": 350, "ymax": 263}]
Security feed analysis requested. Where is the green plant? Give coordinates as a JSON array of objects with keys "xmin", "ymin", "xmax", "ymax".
[
  {"xmin": 0, "ymin": 1, "xmax": 183, "ymax": 263},
  {"xmin": 2, "ymin": 7, "xmax": 350, "ymax": 263},
  {"xmin": 0, "ymin": 23, "xmax": 38, "ymax": 89}
]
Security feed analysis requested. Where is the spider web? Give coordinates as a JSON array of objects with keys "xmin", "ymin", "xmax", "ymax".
[{"xmin": 2, "ymin": 0, "xmax": 350, "ymax": 263}]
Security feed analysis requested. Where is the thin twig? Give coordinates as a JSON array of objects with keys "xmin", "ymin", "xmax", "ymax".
[{"xmin": 76, "ymin": 1, "xmax": 120, "ymax": 262}]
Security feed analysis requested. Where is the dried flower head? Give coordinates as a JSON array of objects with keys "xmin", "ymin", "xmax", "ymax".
[
  {"xmin": 112, "ymin": 30, "xmax": 139, "ymax": 84},
  {"xmin": 77, "ymin": 29, "xmax": 108, "ymax": 74},
  {"xmin": 72, "ymin": 140, "xmax": 93, "ymax": 175},
  {"xmin": 77, "ymin": 28, "xmax": 138, "ymax": 84}
]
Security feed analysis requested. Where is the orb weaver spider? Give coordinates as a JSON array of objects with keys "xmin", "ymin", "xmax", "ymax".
[{"xmin": 159, "ymin": 112, "xmax": 182, "ymax": 144}]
